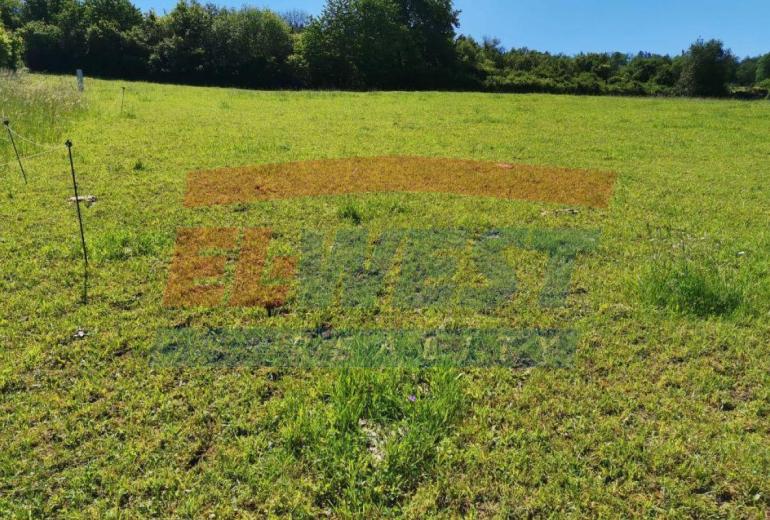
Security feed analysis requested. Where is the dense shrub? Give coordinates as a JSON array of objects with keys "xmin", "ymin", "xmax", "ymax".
[
  {"xmin": 758, "ymin": 79, "xmax": 770, "ymax": 98},
  {"xmin": 19, "ymin": 20, "xmax": 66, "ymax": 70}
]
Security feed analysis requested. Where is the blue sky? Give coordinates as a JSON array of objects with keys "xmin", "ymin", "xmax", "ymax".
[{"xmin": 131, "ymin": 0, "xmax": 770, "ymax": 57}]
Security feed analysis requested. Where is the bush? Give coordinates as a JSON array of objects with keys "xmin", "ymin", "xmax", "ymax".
[
  {"xmin": 19, "ymin": 20, "xmax": 64, "ymax": 71},
  {"xmin": 759, "ymin": 79, "xmax": 770, "ymax": 98},
  {"xmin": 735, "ymin": 56, "xmax": 758, "ymax": 86}
]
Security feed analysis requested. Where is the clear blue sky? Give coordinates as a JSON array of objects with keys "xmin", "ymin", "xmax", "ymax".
[{"xmin": 131, "ymin": 0, "xmax": 770, "ymax": 57}]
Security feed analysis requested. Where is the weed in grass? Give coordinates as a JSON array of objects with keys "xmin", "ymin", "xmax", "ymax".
[
  {"xmin": 638, "ymin": 257, "xmax": 743, "ymax": 317},
  {"xmin": 272, "ymin": 368, "xmax": 466, "ymax": 511},
  {"xmin": 337, "ymin": 202, "xmax": 363, "ymax": 225},
  {"xmin": 132, "ymin": 159, "xmax": 145, "ymax": 171}
]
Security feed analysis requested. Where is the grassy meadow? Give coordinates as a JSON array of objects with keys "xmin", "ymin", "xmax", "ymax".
[{"xmin": 1, "ymin": 74, "xmax": 770, "ymax": 517}]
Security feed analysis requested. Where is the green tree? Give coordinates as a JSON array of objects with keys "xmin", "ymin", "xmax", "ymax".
[
  {"xmin": 21, "ymin": 0, "xmax": 69, "ymax": 23},
  {"xmin": 393, "ymin": 0, "xmax": 459, "ymax": 86},
  {"xmin": 83, "ymin": 0, "xmax": 142, "ymax": 31},
  {"xmin": 451, "ymin": 35, "xmax": 485, "ymax": 88},
  {"xmin": 734, "ymin": 57, "xmax": 758, "ymax": 86},
  {"xmin": 302, "ymin": 0, "xmax": 458, "ymax": 89},
  {"xmin": 78, "ymin": 0, "xmax": 146, "ymax": 76},
  {"xmin": 301, "ymin": 0, "xmax": 363, "ymax": 88},
  {"xmin": 209, "ymin": 8, "xmax": 293, "ymax": 86},
  {"xmin": 0, "ymin": 0, "xmax": 21, "ymax": 29},
  {"xmin": 623, "ymin": 53, "xmax": 677, "ymax": 87},
  {"xmin": 0, "ymin": 22, "xmax": 14, "ymax": 67},
  {"xmin": 575, "ymin": 53, "xmax": 621, "ymax": 83},
  {"xmin": 756, "ymin": 53, "xmax": 770, "ymax": 83},
  {"xmin": 677, "ymin": 39, "xmax": 735, "ymax": 97},
  {"xmin": 18, "ymin": 0, "xmax": 84, "ymax": 72},
  {"xmin": 148, "ymin": 0, "xmax": 215, "ymax": 79},
  {"xmin": 84, "ymin": 21, "xmax": 148, "ymax": 76},
  {"xmin": 281, "ymin": 9, "xmax": 310, "ymax": 32},
  {"xmin": 349, "ymin": 0, "xmax": 408, "ymax": 88}
]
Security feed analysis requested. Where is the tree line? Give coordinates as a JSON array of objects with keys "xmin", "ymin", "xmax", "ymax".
[{"xmin": 1, "ymin": 0, "xmax": 769, "ymax": 98}]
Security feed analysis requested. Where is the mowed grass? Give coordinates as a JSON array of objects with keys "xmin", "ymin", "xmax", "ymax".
[{"xmin": 1, "ymin": 75, "xmax": 770, "ymax": 517}]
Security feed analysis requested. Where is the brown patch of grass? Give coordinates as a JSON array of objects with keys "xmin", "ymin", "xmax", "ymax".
[
  {"xmin": 185, "ymin": 156, "xmax": 616, "ymax": 208},
  {"xmin": 229, "ymin": 228, "xmax": 297, "ymax": 310},
  {"xmin": 163, "ymin": 228, "xmax": 238, "ymax": 308}
]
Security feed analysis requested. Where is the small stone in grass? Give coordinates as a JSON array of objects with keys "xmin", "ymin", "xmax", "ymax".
[
  {"xmin": 73, "ymin": 329, "xmax": 87, "ymax": 340},
  {"xmin": 541, "ymin": 208, "xmax": 580, "ymax": 217},
  {"xmin": 69, "ymin": 195, "xmax": 97, "ymax": 207}
]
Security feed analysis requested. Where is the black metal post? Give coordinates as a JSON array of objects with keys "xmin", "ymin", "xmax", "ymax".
[
  {"xmin": 65, "ymin": 140, "xmax": 89, "ymax": 303},
  {"xmin": 3, "ymin": 119, "xmax": 27, "ymax": 184}
]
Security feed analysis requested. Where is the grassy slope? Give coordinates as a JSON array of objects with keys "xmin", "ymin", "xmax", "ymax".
[{"xmin": 1, "ymin": 77, "xmax": 770, "ymax": 517}]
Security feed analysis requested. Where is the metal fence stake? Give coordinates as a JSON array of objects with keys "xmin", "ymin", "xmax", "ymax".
[
  {"xmin": 65, "ymin": 140, "xmax": 89, "ymax": 304},
  {"xmin": 3, "ymin": 119, "xmax": 27, "ymax": 184}
]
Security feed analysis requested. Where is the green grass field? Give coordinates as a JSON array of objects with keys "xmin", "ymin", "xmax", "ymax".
[{"xmin": 2, "ymin": 74, "xmax": 770, "ymax": 517}]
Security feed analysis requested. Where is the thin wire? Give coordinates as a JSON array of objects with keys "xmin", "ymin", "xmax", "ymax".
[
  {"xmin": 21, "ymin": 147, "xmax": 60, "ymax": 161},
  {"xmin": 7, "ymin": 127, "xmax": 60, "ymax": 151},
  {"xmin": 0, "ymin": 146, "xmax": 60, "ymax": 169}
]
